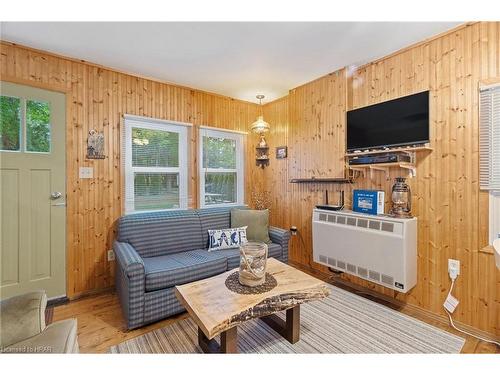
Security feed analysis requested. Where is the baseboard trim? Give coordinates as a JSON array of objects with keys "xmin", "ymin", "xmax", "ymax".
[
  {"xmin": 68, "ymin": 286, "xmax": 114, "ymax": 301},
  {"xmin": 47, "ymin": 296, "xmax": 69, "ymax": 307},
  {"xmin": 289, "ymin": 260, "xmax": 500, "ymax": 343}
]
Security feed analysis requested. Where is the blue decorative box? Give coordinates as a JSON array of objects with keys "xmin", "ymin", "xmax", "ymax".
[{"xmin": 353, "ymin": 190, "xmax": 385, "ymax": 215}]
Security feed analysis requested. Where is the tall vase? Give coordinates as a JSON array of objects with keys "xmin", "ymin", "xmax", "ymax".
[{"xmin": 238, "ymin": 242, "xmax": 268, "ymax": 287}]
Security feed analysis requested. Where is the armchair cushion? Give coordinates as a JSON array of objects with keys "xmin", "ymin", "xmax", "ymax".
[
  {"xmin": 143, "ymin": 249, "xmax": 227, "ymax": 292},
  {"xmin": 5, "ymin": 319, "xmax": 78, "ymax": 353},
  {"xmin": 0, "ymin": 291, "xmax": 47, "ymax": 348}
]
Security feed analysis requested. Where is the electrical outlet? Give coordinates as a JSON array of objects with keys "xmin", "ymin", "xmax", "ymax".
[
  {"xmin": 107, "ymin": 249, "xmax": 115, "ymax": 262},
  {"xmin": 448, "ymin": 259, "xmax": 460, "ymax": 278}
]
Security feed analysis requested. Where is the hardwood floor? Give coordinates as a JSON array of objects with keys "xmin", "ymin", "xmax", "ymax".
[{"xmin": 53, "ymin": 276, "xmax": 499, "ymax": 354}]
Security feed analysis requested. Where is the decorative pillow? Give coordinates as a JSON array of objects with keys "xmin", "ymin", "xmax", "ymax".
[
  {"xmin": 208, "ymin": 226, "xmax": 248, "ymax": 251},
  {"xmin": 231, "ymin": 209, "xmax": 271, "ymax": 243}
]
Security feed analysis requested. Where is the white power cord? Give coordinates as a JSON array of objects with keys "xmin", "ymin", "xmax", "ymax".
[{"xmin": 444, "ymin": 278, "xmax": 500, "ymax": 346}]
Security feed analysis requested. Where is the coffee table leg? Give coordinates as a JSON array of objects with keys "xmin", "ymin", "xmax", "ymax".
[
  {"xmin": 260, "ymin": 305, "xmax": 300, "ymax": 344},
  {"xmin": 220, "ymin": 326, "xmax": 238, "ymax": 353},
  {"xmin": 198, "ymin": 326, "xmax": 238, "ymax": 353}
]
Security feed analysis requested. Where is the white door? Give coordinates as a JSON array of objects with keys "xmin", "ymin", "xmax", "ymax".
[{"xmin": 0, "ymin": 81, "xmax": 66, "ymax": 300}]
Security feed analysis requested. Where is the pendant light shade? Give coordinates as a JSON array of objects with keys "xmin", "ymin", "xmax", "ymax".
[{"xmin": 251, "ymin": 115, "xmax": 270, "ymax": 134}]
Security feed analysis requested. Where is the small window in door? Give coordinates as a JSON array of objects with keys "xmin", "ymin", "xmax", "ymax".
[
  {"xmin": 0, "ymin": 95, "xmax": 51, "ymax": 153},
  {"xmin": 0, "ymin": 95, "xmax": 22, "ymax": 151},
  {"xmin": 26, "ymin": 99, "xmax": 51, "ymax": 153}
]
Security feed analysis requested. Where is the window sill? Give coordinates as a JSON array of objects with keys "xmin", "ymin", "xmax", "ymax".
[{"xmin": 200, "ymin": 203, "xmax": 245, "ymax": 209}]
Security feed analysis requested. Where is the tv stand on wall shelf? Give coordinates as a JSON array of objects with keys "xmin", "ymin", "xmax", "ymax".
[{"xmin": 346, "ymin": 144, "xmax": 432, "ymax": 179}]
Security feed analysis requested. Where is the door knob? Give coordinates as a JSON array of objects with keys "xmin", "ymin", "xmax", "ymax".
[{"xmin": 50, "ymin": 192, "xmax": 62, "ymax": 200}]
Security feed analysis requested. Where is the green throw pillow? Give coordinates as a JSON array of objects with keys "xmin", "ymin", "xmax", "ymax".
[{"xmin": 231, "ymin": 209, "xmax": 271, "ymax": 244}]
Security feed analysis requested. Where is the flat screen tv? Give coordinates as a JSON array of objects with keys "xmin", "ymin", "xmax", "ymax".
[{"xmin": 347, "ymin": 91, "xmax": 429, "ymax": 152}]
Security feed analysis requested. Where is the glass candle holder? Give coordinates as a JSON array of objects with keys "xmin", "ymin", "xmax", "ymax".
[{"xmin": 238, "ymin": 242, "xmax": 268, "ymax": 287}]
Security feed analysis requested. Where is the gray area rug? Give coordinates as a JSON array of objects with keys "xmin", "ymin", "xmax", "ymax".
[{"xmin": 109, "ymin": 286, "xmax": 465, "ymax": 353}]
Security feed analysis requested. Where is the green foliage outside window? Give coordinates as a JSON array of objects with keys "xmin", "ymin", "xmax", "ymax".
[
  {"xmin": 132, "ymin": 128, "xmax": 179, "ymax": 167},
  {"xmin": 0, "ymin": 96, "xmax": 21, "ymax": 151},
  {"xmin": 203, "ymin": 136, "xmax": 236, "ymax": 169},
  {"xmin": 0, "ymin": 96, "xmax": 51, "ymax": 152},
  {"xmin": 26, "ymin": 100, "xmax": 51, "ymax": 152}
]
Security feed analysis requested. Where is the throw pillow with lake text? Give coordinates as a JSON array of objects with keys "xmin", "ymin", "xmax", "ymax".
[{"xmin": 208, "ymin": 226, "xmax": 248, "ymax": 251}]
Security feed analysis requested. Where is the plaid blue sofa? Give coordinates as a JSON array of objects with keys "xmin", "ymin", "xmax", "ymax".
[{"xmin": 113, "ymin": 207, "xmax": 290, "ymax": 330}]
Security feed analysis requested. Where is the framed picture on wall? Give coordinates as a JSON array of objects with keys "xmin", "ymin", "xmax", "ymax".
[{"xmin": 276, "ymin": 146, "xmax": 287, "ymax": 159}]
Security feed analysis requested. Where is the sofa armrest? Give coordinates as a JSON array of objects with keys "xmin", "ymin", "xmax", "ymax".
[
  {"xmin": 113, "ymin": 241, "xmax": 145, "ymax": 330},
  {"xmin": 269, "ymin": 226, "xmax": 291, "ymax": 263},
  {"xmin": 0, "ymin": 291, "xmax": 47, "ymax": 348},
  {"xmin": 113, "ymin": 241, "xmax": 144, "ymax": 278}
]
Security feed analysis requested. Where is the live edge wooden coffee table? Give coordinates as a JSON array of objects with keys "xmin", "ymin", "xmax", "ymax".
[{"xmin": 174, "ymin": 258, "xmax": 330, "ymax": 353}]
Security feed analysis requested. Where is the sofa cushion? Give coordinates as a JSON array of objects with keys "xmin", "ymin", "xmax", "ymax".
[
  {"xmin": 208, "ymin": 226, "xmax": 248, "ymax": 251},
  {"xmin": 222, "ymin": 242, "xmax": 283, "ymax": 270},
  {"xmin": 118, "ymin": 210, "xmax": 204, "ymax": 258},
  {"xmin": 143, "ymin": 249, "xmax": 228, "ymax": 292},
  {"xmin": 198, "ymin": 206, "xmax": 247, "ymax": 248},
  {"xmin": 231, "ymin": 209, "xmax": 271, "ymax": 243}
]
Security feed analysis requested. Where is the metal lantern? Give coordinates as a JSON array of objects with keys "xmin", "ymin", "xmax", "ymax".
[
  {"xmin": 389, "ymin": 177, "xmax": 412, "ymax": 218},
  {"xmin": 239, "ymin": 242, "xmax": 268, "ymax": 287}
]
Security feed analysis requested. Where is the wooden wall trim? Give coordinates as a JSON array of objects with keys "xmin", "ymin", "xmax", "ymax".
[
  {"xmin": 1, "ymin": 74, "xmax": 71, "ymax": 93},
  {"xmin": 199, "ymin": 124, "xmax": 249, "ymax": 135},
  {"xmin": 123, "ymin": 113, "xmax": 193, "ymax": 127}
]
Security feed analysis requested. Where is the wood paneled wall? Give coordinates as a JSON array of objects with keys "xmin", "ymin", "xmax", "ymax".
[
  {"xmin": 263, "ymin": 22, "xmax": 499, "ymax": 335},
  {"xmin": 0, "ymin": 41, "xmax": 263, "ymax": 298}
]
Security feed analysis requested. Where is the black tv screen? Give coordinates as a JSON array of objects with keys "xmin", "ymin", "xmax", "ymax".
[{"xmin": 347, "ymin": 91, "xmax": 429, "ymax": 151}]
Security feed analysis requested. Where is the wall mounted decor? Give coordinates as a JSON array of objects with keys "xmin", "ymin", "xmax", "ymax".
[
  {"xmin": 276, "ymin": 146, "xmax": 287, "ymax": 159},
  {"xmin": 86, "ymin": 129, "xmax": 105, "ymax": 159}
]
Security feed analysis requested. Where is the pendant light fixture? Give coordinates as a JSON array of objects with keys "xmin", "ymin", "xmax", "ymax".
[{"xmin": 251, "ymin": 94, "xmax": 270, "ymax": 147}]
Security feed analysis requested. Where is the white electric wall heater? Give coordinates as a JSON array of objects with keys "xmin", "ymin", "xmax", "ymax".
[{"xmin": 312, "ymin": 209, "xmax": 417, "ymax": 292}]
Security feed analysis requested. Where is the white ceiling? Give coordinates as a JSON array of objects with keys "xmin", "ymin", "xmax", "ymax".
[{"xmin": 0, "ymin": 22, "xmax": 461, "ymax": 103}]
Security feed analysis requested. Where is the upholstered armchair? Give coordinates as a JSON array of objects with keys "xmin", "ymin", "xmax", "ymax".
[{"xmin": 0, "ymin": 291, "xmax": 79, "ymax": 353}]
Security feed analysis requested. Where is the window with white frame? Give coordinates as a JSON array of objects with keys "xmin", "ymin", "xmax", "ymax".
[
  {"xmin": 199, "ymin": 127, "xmax": 244, "ymax": 207},
  {"xmin": 123, "ymin": 115, "xmax": 189, "ymax": 214},
  {"xmin": 479, "ymin": 84, "xmax": 500, "ymax": 244}
]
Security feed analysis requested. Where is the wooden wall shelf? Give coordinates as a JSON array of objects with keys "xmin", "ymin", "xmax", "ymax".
[
  {"xmin": 345, "ymin": 144, "xmax": 432, "ymax": 157},
  {"xmin": 290, "ymin": 177, "xmax": 353, "ymax": 184},
  {"xmin": 349, "ymin": 162, "xmax": 416, "ymax": 179},
  {"xmin": 346, "ymin": 144, "xmax": 433, "ymax": 179}
]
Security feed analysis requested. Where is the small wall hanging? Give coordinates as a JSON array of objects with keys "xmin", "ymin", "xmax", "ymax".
[
  {"xmin": 87, "ymin": 129, "xmax": 105, "ymax": 159},
  {"xmin": 276, "ymin": 146, "xmax": 287, "ymax": 159}
]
